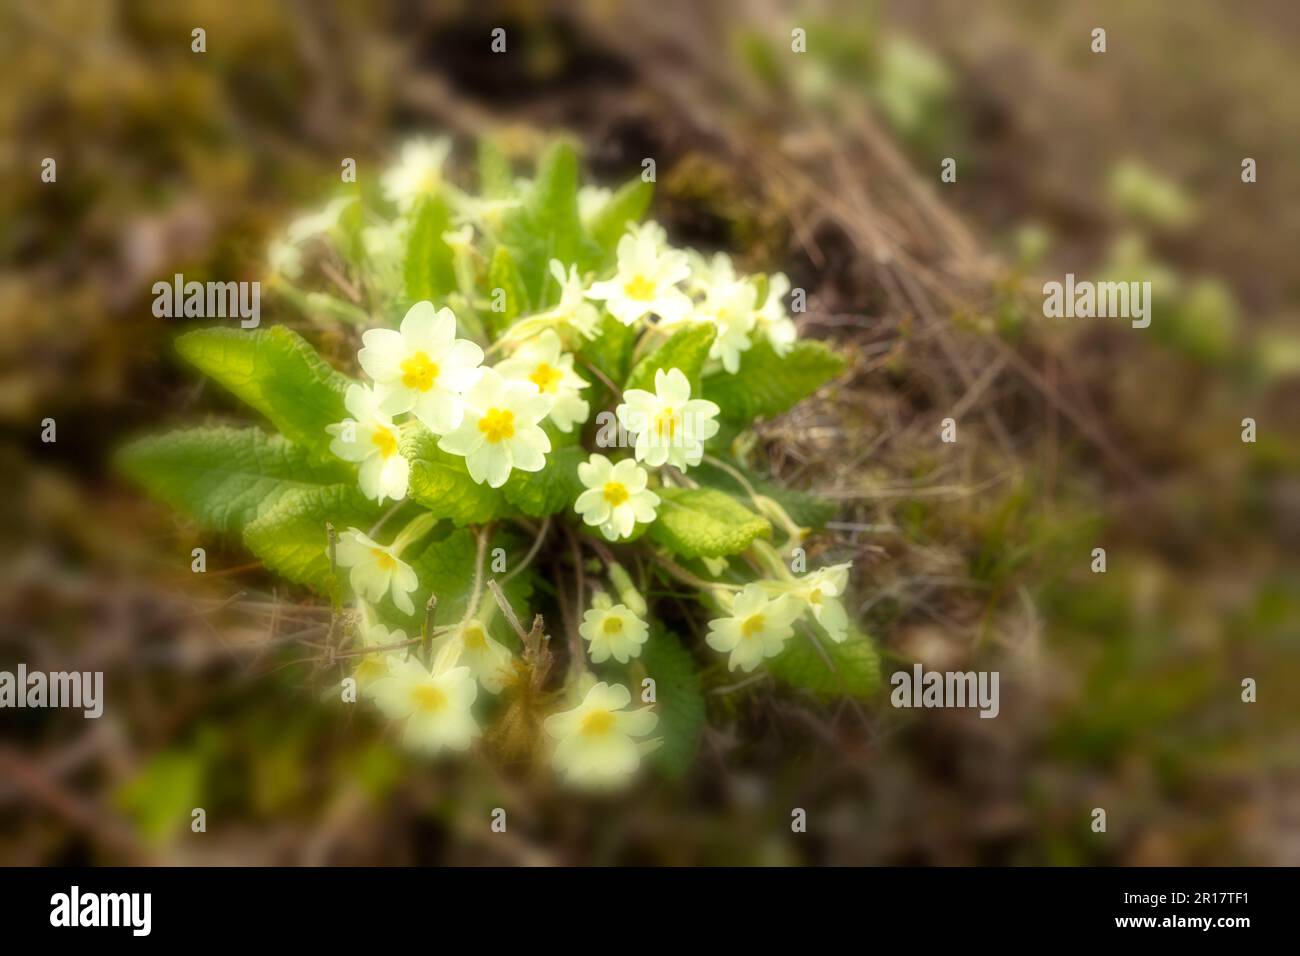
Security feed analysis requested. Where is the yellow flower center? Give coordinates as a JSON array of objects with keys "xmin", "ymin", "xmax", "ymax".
[
  {"xmin": 478, "ymin": 407, "xmax": 516, "ymax": 443},
  {"xmin": 371, "ymin": 426, "xmax": 399, "ymax": 459},
  {"xmin": 741, "ymin": 613, "xmax": 766, "ymax": 639},
  {"xmin": 400, "ymin": 351, "xmax": 440, "ymax": 392},
  {"xmin": 809, "ymin": 588, "xmax": 823, "ymax": 605},
  {"xmin": 624, "ymin": 274, "xmax": 656, "ymax": 301},
  {"xmin": 462, "ymin": 625, "xmax": 487, "ymax": 650},
  {"xmin": 370, "ymin": 547, "xmax": 396, "ymax": 571},
  {"xmin": 529, "ymin": 362, "xmax": 564, "ymax": 394},
  {"xmin": 602, "ymin": 615, "xmax": 624, "ymax": 635},
  {"xmin": 580, "ymin": 709, "xmax": 615, "ymax": 736},
  {"xmin": 653, "ymin": 408, "xmax": 678, "ymax": 440},
  {"xmin": 602, "ymin": 481, "xmax": 630, "ymax": 506},
  {"xmin": 411, "ymin": 684, "xmax": 447, "ymax": 713}
]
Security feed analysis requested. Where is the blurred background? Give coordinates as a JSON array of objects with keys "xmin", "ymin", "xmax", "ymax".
[{"xmin": 1, "ymin": 0, "xmax": 1297, "ymax": 865}]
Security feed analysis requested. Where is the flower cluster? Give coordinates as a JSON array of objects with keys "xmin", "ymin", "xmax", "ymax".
[
  {"xmin": 302, "ymin": 138, "xmax": 846, "ymax": 785},
  {"xmin": 126, "ymin": 135, "xmax": 860, "ymax": 793}
]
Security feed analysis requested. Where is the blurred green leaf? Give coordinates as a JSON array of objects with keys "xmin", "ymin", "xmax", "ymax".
[
  {"xmin": 500, "ymin": 141, "xmax": 581, "ymax": 305},
  {"xmin": 115, "ymin": 750, "xmax": 206, "ymax": 844},
  {"xmin": 585, "ymin": 177, "xmax": 653, "ymax": 256},
  {"xmin": 404, "ymin": 193, "xmax": 456, "ymax": 304},
  {"xmin": 768, "ymin": 627, "xmax": 880, "ymax": 699},
  {"xmin": 476, "ymin": 139, "xmax": 514, "ymax": 198},
  {"xmin": 703, "ymin": 338, "xmax": 844, "ymax": 422},
  {"xmin": 118, "ymin": 426, "xmax": 354, "ymax": 533},
  {"xmin": 640, "ymin": 629, "xmax": 704, "ymax": 779},
  {"xmin": 692, "ymin": 456, "xmax": 838, "ymax": 530},
  {"xmin": 486, "ymin": 244, "xmax": 530, "ymax": 338}
]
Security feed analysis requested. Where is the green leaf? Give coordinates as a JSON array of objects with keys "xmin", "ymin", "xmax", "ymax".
[
  {"xmin": 768, "ymin": 627, "xmax": 880, "ymax": 699},
  {"xmin": 648, "ymin": 486, "xmax": 770, "ymax": 558},
  {"xmin": 114, "ymin": 749, "xmax": 206, "ymax": 843},
  {"xmin": 640, "ymin": 629, "xmax": 704, "ymax": 779},
  {"xmin": 486, "ymin": 245, "xmax": 530, "ymax": 338},
  {"xmin": 625, "ymin": 322, "xmax": 716, "ymax": 394},
  {"xmin": 404, "ymin": 194, "xmax": 456, "ymax": 304},
  {"xmin": 691, "ymin": 457, "xmax": 838, "ymax": 530},
  {"xmin": 176, "ymin": 326, "xmax": 352, "ymax": 452},
  {"xmin": 581, "ymin": 313, "xmax": 638, "ymax": 390},
  {"xmin": 499, "ymin": 141, "xmax": 581, "ymax": 305},
  {"xmin": 587, "ymin": 177, "xmax": 653, "ymax": 254},
  {"xmin": 477, "ymin": 139, "xmax": 514, "ymax": 198},
  {"xmin": 502, "ymin": 444, "xmax": 586, "ymax": 517},
  {"xmin": 242, "ymin": 485, "xmax": 382, "ymax": 597},
  {"xmin": 117, "ymin": 426, "xmax": 355, "ymax": 533},
  {"xmin": 401, "ymin": 426, "xmax": 505, "ymax": 525},
  {"xmin": 703, "ymin": 338, "xmax": 845, "ymax": 422}
]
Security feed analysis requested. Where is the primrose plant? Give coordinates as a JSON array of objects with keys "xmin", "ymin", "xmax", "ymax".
[{"xmin": 121, "ymin": 137, "xmax": 880, "ymax": 789}]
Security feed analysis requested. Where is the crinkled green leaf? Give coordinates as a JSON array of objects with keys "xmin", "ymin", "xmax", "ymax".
[
  {"xmin": 648, "ymin": 486, "xmax": 770, "ymax": 558},
  {"xmin": 176, "ymin": 326, "xmax": 352, "ymax": 452},
  {"xmin": 404, "ymin": 193, "xmax": 456, "ymax": 304},
  {"xmin": 768, "ymin": 627, "xmax": 880, "ymax": 699},
  {"xmin": 640, "ymin": 629, "xmax": 704, "ymax": 779},
  {"xmin": 502, "ymin": 444, "xmax": 586, "ymax": 517},
  {"xmin": 625, "ymin": 321, "xmax": 716, "ymax": 395},
  {"xmin": 499, "ymin": 141, "xmax": 581, "ymax": 305},
  {"xmin": 401, "ymin": 426, "xmax": 506, "ymax": 525},
  {"xmin": 117, "ymin": 426, "xmax": 355, "ymax": 533},
  {"xmin": 242, "ymin": 485, "xmax": 383, "ymax": 597},
  {"xmin": 703, "ymin": 338, "xmax": 845, "ymax": 422}
]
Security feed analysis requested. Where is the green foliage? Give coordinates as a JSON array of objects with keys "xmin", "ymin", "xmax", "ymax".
[
  {"xmin": 692, "ymin": 456, "xmax": 838, "ymax": 530},
  {"xmin": 768, "ymin": 627, "xmax": 880, "ymax": 699},
  {"xmin": 387, "ymin": 529, "xmax": 535, "ymax": 645},
  {"xmin": 404, "ymin": 194, "xmax": 456, "ymax": 304},
  {"xmin": 118, "ymin": 426, "xmax": 355, "ymax": 533},
  {"xmin": 639, "ymin": 629, "xmax": 704, "ymax": 779},
  {"xmin": 580, "ymin": 313, "xmax": 638, "ymax": 387},
  {"xmin": 176, "ymin": 326, "xmax": 352, "ymax": 452},
  {"xmin": 401, "ymin": 426, "xmax": 506, "ymax": 525},
  {"xmin": 625, "ymin": 322, "xmax": 716, "ymax": 394},
  {"xmin": 502, "ymin": 444, "xmax": 586, "ymax": 517},
  {"xmin": 649, "ymin": 487, "xmax": 771, "ymax": 558},
  {"xmin": 243, "ymin": 484, "xmax": 382, "ymax": 597},
  {"xmin": 703, "ymin": 339, "xmax": 845, "ymax": 422},
  {"xmin": 499, "ymin": 141, "xmax": 581, "ymax": 305},
  {"xmin": 476, "ymin": 139, "xmax": 515, "ymax": 198},
  {"xmin": 486, "ymin": 245, "xmax": 530, "ymax": 336},
  {"xmin": 586, "ymin": 177, "xmax": 653, "ymax": 256},
  {"xmin": 114, "ymin": 748, "xmax": 206, "ymax": 843},
  {"xmin": 124, "ymin": 137, "xmax": 872, "ymax": 791}
]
